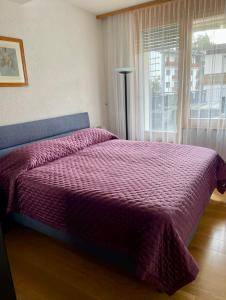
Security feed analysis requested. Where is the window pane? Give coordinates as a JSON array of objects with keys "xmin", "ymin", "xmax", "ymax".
[
  {"xmin": 144, "ymin": 24, "xmax": 179, "ymax": 132},
  {"xmin": 190, "ymin": 17, "xmax": 226, "ymax": 119}
]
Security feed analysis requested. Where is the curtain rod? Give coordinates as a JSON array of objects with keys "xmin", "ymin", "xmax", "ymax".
[{"xmin": 96, "ymin": 0, "xmax": 172, "ymax": 19}]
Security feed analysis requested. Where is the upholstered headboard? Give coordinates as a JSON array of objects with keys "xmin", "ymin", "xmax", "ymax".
[{"xmin": 0, "ymin": 112, "xmax": 90, "ymax": 157}]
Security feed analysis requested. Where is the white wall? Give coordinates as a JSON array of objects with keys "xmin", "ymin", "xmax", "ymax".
[
  {"xmin": 0, "ymin": 0, "xmax": 107, "ymax": 127},
  {"xmin": 205, "ymin": 54, "xmax": 226, "ymax": 74}
]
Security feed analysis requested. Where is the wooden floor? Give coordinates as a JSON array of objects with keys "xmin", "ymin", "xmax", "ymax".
[{"xmin": 5, "ymin": 191, "xmax": 226, "ymax": 300}]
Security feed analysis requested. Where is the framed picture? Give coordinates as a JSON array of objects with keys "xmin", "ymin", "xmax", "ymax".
[{"xmin": 0, "ymin": 36, "xmax": 28, "ymax": 87}]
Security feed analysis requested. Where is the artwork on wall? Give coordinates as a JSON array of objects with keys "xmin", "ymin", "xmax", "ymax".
[{"xmin": 0, "ymin": 36, "xmax": 28, "ymax": 87}]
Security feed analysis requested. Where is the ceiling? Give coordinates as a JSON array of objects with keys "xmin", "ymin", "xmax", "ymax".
[
  {"xmin": 69, "ymin": 0, "xmax": 150, "ymax": 15},
  {"xmin": 8, "ymin": 0, "xmax": 32, "ymax": 3},
  {"xmin": 8, "ymin": 0, "xmax": 150, "ymax": 15}
]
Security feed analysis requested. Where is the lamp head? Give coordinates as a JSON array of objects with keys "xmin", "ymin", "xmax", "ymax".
[{"xmin": 115, "ymin": 67, "xmax": 133, "ymax": 74}]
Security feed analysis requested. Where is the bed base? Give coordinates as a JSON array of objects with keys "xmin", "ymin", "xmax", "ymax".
[{"xmin": 8, "ymin": 213, "xmax": 136, "ymax": 273}]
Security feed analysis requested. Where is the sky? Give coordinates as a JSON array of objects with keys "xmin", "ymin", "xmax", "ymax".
[{"xmin": 194, "ymin": 28, "xmax": 226, "ymax": 44}]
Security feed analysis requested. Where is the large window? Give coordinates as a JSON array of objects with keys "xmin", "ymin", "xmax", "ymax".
[{"xmin": 144, "ymin": 16, "xmax": 226, "ymax": 133}]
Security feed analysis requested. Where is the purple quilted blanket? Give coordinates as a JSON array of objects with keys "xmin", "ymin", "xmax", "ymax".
[{"xmin": 1, "ymin": 128, "xmax": 226, "ymax": 294}]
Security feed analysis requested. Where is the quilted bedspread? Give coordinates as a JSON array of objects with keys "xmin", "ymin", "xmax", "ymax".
[{"xmin": 1, "ymin": 128, "xmax": 226, "ymax": 294}]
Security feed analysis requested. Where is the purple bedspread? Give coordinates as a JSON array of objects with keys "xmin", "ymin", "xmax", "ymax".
[{"xmin": 0, "ymin": 128, "xmax": 226, "ymax": 294}]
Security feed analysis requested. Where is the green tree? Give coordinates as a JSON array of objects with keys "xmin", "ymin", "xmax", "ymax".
[
  {"xmin": 193, "ymin": 34, "xmax": 212, "ymax": 50},
  {"xmin": 151, "ymin": 77, "xmax": 161, "ymax": 94}
]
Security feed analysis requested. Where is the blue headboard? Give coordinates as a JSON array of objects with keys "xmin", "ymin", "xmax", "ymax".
[{"xmin": 0, "ymin": 112, "xmax": 90, "ymax": 157}]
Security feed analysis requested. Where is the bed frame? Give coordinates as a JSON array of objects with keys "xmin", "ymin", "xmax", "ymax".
[
  {"xmin": 0, "ymin": 113, "xmax": 134, "ymax": 270},
  {"xmin": 0, "ymin": 112, "xmax": 208, "ymax": 295}
]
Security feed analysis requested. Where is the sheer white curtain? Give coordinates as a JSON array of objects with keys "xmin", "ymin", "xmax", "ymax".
[
  {"xmin": 103, "ymin": 14, "xmax": 135, "ymax": 140},
  {"xmin": 183, "ymin": 0, "xmax": 226, "ymax": 160},
  {"xmin": 103, "ymin": 0, "xmax": 226, "ymax": 159}
]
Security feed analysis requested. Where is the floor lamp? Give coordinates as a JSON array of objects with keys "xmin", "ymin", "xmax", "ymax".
[{"xmin": 116, "ymin": 68, "xmax": 133, "ymax": 140}]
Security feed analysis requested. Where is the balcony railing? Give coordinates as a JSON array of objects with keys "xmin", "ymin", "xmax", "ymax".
[{"xmin": 149, "ymin": 88, "xmax": 226, "ymax": 131}]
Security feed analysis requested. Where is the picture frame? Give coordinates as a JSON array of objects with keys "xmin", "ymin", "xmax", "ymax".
[{"xmin": 0, "ymin": 36, "xmax": 28, "ymax": 87}]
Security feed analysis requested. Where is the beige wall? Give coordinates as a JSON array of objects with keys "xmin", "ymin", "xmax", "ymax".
[{"xmin": 0, "ymin": 0, "xmax": 107, "ymax": 127}]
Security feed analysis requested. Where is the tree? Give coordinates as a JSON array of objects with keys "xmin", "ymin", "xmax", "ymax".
[
  {"xmin": 151, "ymin": 77, "xmax": 161, "ymax": 94},
  {"xmin": 193, "ymin": 34, "xmax": 212, "ymax": 50}
]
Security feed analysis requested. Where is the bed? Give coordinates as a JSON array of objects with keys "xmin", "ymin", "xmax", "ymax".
[{"xmin": 0, "ymin": 112, "xmax": 226, "ymax": 295}]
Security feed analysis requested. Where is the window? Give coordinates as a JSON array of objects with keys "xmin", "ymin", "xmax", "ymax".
[
  {"xmin": 143, "ymin": 24, "xmax": 179, "ymax": 131},
  {"xmin": 190, "ymin": 17, "xmax": 226, "ymax": 120},
  {"xmin": 142, "ymin": 14, "xmax": 226, "ymax": 135}
]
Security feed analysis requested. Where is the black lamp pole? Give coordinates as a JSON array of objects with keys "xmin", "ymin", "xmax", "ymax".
[
  {"xmin": 116, "ymin": 68, "xmax": 133, "ymax": 140},
  {"xmin": 123, "ymin": 72, "xmax": 129, "ymax": 140}
]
